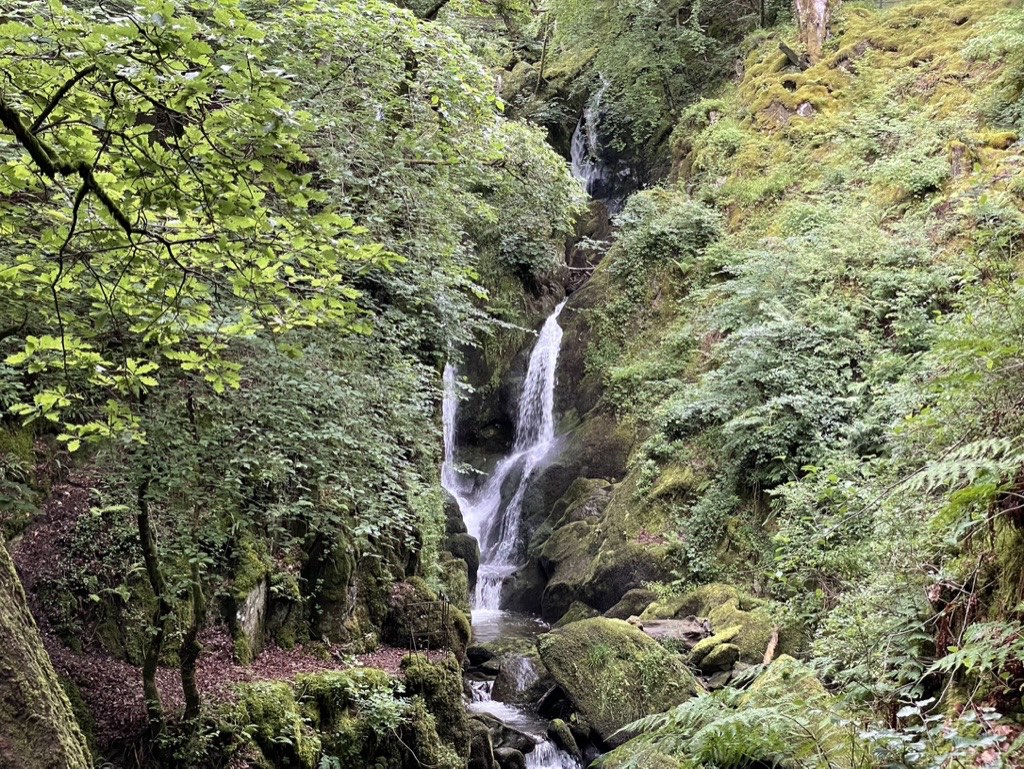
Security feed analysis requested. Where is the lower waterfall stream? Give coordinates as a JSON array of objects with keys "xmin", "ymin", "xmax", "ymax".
[
  {"xmin": 443, "ymin": 303, "xmax": 581, "ymax": 769},
  {"xmin": 439, "ymin": 84, "xmax": 621, "ymax": 768}
]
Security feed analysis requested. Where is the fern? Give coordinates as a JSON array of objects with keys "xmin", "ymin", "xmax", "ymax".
[{"xmin": 600, "ymin": 673, "xmax": 862, "ymax": 769}]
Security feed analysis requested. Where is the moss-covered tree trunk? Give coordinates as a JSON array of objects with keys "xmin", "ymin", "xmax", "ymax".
[{"xmin": 0, "ymin": 544, "xmax": 93, "ymax": 769}]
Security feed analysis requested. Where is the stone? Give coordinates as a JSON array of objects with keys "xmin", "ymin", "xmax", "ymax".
[
  {"xmin": 699, "ymin": 642, "xmax": 741, "ymax": 673},
  {"xmin": 537, "ymin": 618, "xmax": 701, "ymax": 746},
  {"xmin": 444, "ymin": 490, "xmax": 468, "ymax": 536},
  {"xmin": 604, "ymin": 588, "xmax": 657, "ymax": 619},
  {"xmin": 642, "ymin": 617, "xmax": 712, "ymax": 653},
  {"xmin": 234, "ymin": 579, "xmax": 268, "ymax": 662},
  {"xmin": 445, "ymin": 532, "xmax": 480, "ymax": 591},
  {"xmin": 494, "ymin": 747, "xmax": 527, "ymax": 769},
  {"xmin": 547, "ymin": 719, "xmax": 582, "ymax": 759},
  {"xmin": 492, "ymin": 653, "xmax": 550, "ymax": 704},
  {"xmin": 473, "ymin": 713, "xmax": 536, "ymax": 754},
  {"xmin": 468, "ymin": 717, "xmax": 497, "ymax": 769},
  {"xmin": 640, "ymin": 583, "xmax": 794, "ymax": 663},
  {"xmin": 553, "ymin": 600, "xmax": 600, "ymax": 628}
]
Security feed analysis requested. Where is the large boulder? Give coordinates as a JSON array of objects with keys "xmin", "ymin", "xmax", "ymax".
[
  {"xmin": 536, "ymin": 618, "xmax": 701, "ymax": 746},
  {"xmin": 604, "ymin": 588, "xmax": 657, "ymax": 620},
  {"xmin": 382, "ymin": 578, "xmax": 471, "ymax": 659},
  {"xmin": 0, "ymin": 545, "xmax": 93, "ymax": 769},
  {"xmin": 491, "ymin": 652, "xmax": 551, "ymax": 705},
  {"xmin": 640, "ymin": 583, "xmax": 796, "ymax": 663}
]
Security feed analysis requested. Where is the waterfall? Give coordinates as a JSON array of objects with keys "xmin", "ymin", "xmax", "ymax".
[
  {"xmin": 570, "ymin": 75, "xmax": 611, "ymax": 197},
  {"xmin": 443, "ymin": 302, "xmax": 568, "ymax": 612}
]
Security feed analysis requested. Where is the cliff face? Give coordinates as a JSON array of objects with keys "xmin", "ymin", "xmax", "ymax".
[{"xmin": 0, "ymin": 545, "xmax": 92, "ymax": 769}]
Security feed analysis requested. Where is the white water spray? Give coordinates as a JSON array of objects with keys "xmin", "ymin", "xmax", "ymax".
[
  {"xmin": 465, "ymin": 301, "xmax": 566, "ymax": 610},
  {"xmin": 570, "ymin": 75, "xmax": 611, "ymax": 196}
]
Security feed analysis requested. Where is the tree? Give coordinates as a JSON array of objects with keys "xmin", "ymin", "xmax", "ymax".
[
  {"xmin": 0, "ymin": 0, "xmax": 390, "ymax": 729},
  {"xmin": 794, "ymin": 0, "xmax": 839, "ymax": 61}
]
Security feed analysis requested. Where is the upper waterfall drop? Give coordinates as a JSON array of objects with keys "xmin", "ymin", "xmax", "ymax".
[
  {"xmin": 570, "ymin": 75, "xmax": 610, "ymax": 198},
  {"xmin": 443, "ymin": 301, "xmax": 568, "ymax": 613}
]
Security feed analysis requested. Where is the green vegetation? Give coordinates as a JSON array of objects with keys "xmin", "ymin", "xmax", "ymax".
[{"xmin": 7, "ymin": 0, "xmax": 1024, "ymax": 766}]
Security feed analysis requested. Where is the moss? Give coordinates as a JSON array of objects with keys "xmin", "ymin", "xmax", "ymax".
[
  {"xmin": 382, "ymin": 578, "xmax": 470, "ymax": 660},
  {"xmin": 537, "ymin": 618, "xmax": 701, "ymax": 745},
  {"xmin": 234, "ymin": 681, "xmax": 321, "ymax": 769},
  {"xmin": 699, "ymin": 642, "xmax": 741, "ymax": 672},
  {"xmin": 296, "ymin": 668, "xmax": 395, "ymax": 729},
  {"xmin": 547, "ymin": 718, "xmax": 581, "ymax": 759},
  {"xmin": 401, "ymin": 653, "xmax": 469, "ymax": 753},
  {"xmin": 977, "ymin": 129, "xmax": 1018, "ymax": 149},
  {"xmin": 688, "ymin": 625, "xmax": 742, "ymax": 662},
  {"xmin": 553, "ymin": 600, "xmax": 600, "ymax": 628},
  {"xmin": 0, "ymin": 545, "xmax": 93, "ymax": 769},
  {"xmin": 741, "ymin": 655, "xmax": 828, "ymax": 705},
  {"xmin": 638, "ymin": 584, "xmax": 791, "ymax": 663},
  {"xmin": 438, "ymin": 553, "xmax": 470, "ymax": 615}
]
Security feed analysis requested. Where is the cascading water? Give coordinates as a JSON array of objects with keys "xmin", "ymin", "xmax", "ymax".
[
  {"xmin": 570, "ymin": 76, "xmax": 611, "ymax": 198},
  {"xmin": 443, "ymin": 303, "xmax": 580, "ymax": 769},
  {"xmin": 445, "ymin": 301, "xmax": 567, "ymax": 611}
]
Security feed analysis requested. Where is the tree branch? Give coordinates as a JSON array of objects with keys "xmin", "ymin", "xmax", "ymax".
[
  {"xmin": 30, "ymin": 64, "xmax": 98, "ymax": 133},
  {"xmin": 0, "ymin": 94, "xmax": 134, "ymax": 234},
  {"xmin": 421, "ymin": 0, "xmax": 452, "ymax": 21}
]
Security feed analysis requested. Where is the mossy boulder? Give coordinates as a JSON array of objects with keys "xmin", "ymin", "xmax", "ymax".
[
  {"xmin": 600, "ymin": 747, "xmax": 685, "ymax": 769},
  {"xmin": 439, "ymin": 553, "xmax": 471, "ymax": 614},
  {"xmin": 741, "ymin": 655, "xmax": 827, "ymax": 706},
  {"xmin": 536, "ymin": 618, "xmax": 701, "ymax": 746},
  {"xmin": 699, "ymin": 642, "xmax": 741, "ymax": 673},
  {"xmin": 401, "ymin": 653, "xmax": 470, "ymax": 753},
  {"xmin": 494, "ymin": 747, "xmax": 527, "ymax": 769},
  {"xmin": 491, "ymin": 652, "xmax": 551, "ymax": 704},
  {"xmin": 468, "ymin": 717, "xmax": 497, "ymax": 769},
  {"xmin": 235, "ymin": 681, "xmax": 322, "ymax": 768},
  {"xmin": 604, "ymin": 588, "xmax": 657, "ymax": 619},
  {"xmin": 640, "ymin": 583, "xmax": 793, "ymax": 663},
  {"xmin": 382, "ymin": 577, "xmax": 471, "ymax": 659},
  {"xmin": 547, "ymin": 719, "xmax": 581, "ymax": 760},
  {"xmin": 445, "ymin": 533, "xmax": 480, "ymax": 593},
  {"xmin": 553, "ymin": 600, "xmax": 600, "ymax": 628},
  {"xmin": 0, "ymin": 545, "xmax": 93, "ymax": 769}
]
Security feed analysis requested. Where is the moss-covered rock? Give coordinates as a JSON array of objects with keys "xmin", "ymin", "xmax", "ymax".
[
  {"xmin": 740, "ymin": 655, "xmax": 827, "ymax": 705},
  {"xmin": 468, "ymin": 717, "xmax": 497, "ymax": 769},
  {"xmin": 547, "ymin": 719, "xmax": 581, "ymax": 759},
  {"xmin": 604, "ymin": 588, "xmax": 657, "ymax": 619},
  {"xmin": 0, "ymin": 545, "xmax": 93, "ymax": 769},
  {"xmin": 235, "ymin": 681, "xmax": 322, "ymax": 769},
  {"xmin": 445, "ymin": 533, "xmax": 480, "ymax": 593},
  {"xmin": 600, "ymin": 749, "xmax": 685, "ymax": 769},
  {"xmin": 382, "ymin": 577, "xmax": 470, "ymax": 659},
  {"xmin": 536, "ymin": 618, "xmax": 701, "ymax": 746},
  {"xmin": 553, "ymin": 600, "xmax": 600, "ymax": 627},
  {"xmin": 640, "ymin": 583, "xmax": 793, "ymax": 663},
  {"xmin": 491, "ymin": 652, "xmax": 551, "ymax": 704},
  {"xmin": 699, "ymin": 642, "xmax": 741, "ymax": 673},
  {"xmin": 401, "ymin": 653, "xmax": 470, "ymax": 753}
]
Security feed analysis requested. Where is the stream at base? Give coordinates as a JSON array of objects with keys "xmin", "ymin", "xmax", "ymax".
[{"xmin": 466, "ymin": 611, "xmax": 581, "ymax": 769}]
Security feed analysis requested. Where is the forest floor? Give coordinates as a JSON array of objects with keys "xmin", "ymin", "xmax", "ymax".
[{"xmin": 11, "ymin": 477, "xmax": 444, "ymax": 747}]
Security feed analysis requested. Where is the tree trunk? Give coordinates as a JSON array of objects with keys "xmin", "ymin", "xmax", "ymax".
[
  {"xmin": 794, "ymin": 0, "xmax": 838, "ymax": 61},
  {"xmin": 0, "ymin": 545, "xmax": 93, "ymax": 768},
  {"xmin": 180, "ymin": 563, "xmax": 206, "ymax": 723},
  {"xmin": 137, "ymin": 478, "xmax": 171, "ymax": 731}
]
